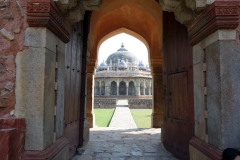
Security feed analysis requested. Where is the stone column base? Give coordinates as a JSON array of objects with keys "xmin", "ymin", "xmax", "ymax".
[
  {"xmin": 22, "ymin": 137, "xmax": 69, "ymax": 160},
  {"xmin": 83, "ymin": 120, "xmax": 90, "ymax": 146},
  {"xmin": 86, "ymin": 112, "xmax": 95, "ymax": 128},
  {"xmin": 151, "ymin": 112, "xmax": 163, "ymax": 128},
  {"xmin": 189, "ymin": 137, "xmax": 222, "ymax": 160}
]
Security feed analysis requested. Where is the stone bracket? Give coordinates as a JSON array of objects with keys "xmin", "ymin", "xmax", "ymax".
[
  {"xmin": 189, "ymin": 136, "xmax": 222, "ymax": 160},
  {"xmin": 188, "ymin": 1, "xmax": 240, "ymax": 45},
  {"xmin": 27, "ymin": 0, "xmax": 71, "ymax": 43}
]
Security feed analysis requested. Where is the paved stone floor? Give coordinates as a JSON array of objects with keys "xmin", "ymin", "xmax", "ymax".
[
  {"xmin": 108, "ymin": 107, "xmax": 137, "ymax": 128},
  {"xmin": 72, "ymin": 128, "xmax": 179, "ymax": 160}
]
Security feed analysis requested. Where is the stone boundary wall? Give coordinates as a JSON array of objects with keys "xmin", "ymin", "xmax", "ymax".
[
  {"xmin": 128, "ymin": 99, "xmax": 152, "ymax": 109},
  {"xmin": 94, "ymin": 99, "xmax": 117, "ymax": 108},
  {"xmin": 94, "ymin": 98, "xmax": 152, "ymax": 109}
]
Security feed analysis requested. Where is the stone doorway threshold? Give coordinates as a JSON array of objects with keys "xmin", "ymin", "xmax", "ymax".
[{"xmin": 72, "ymin": 128, "xmax": 179, "ymax": 160}]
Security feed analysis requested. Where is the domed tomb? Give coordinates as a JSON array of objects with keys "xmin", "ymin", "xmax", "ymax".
[{"xmin": 106, "ymin": 43, "xmax": 139, "ymax": 64}]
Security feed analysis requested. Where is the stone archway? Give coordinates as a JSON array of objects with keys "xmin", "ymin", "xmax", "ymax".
[
  {"xmin": 3, "ymin": 0, "xmax": 239, "ymax": 159},
  {"xmin": 86, "ymin": 0, "xmax": 164, "ymax": 131}
]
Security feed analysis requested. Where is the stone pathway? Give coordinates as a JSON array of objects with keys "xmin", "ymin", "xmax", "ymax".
[
  {"xmin": 72, "ymin": 128, "xmax": 179, "ymax": 160},
  {"xmin": 116, "ymin": 100, "xmax": 128, "ymax": 106},
  {"xmin": 108, "ymin": 107, "xmax": 137, "ymax": 128}
]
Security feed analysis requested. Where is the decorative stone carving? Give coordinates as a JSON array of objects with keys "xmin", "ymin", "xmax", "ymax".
[
  {"xmin": 159, "ymin": 0, "xmax": 220, "ymax": 25},
  {"xmin": 188, "ymin": 1, "xmax": 240, "ymax": 45},
  {"xmin": 27, "ymin": 0, "xmax": 71, "ymax": 43}
]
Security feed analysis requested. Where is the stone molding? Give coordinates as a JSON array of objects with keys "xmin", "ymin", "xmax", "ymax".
[
  {"xmin": 188, "ymin": 1, "xmax": 240, "ymax": 46},
  {"xmin": 27, "ymin": 0, "xmax": 71, "ymax": 43},
  {"xmin": 95, "ymin": 70, "xmax": 152, "ymax": 78},
  {"xmin": 189, "ymin": 136, "xmax": 222, "ymax": 160},
  {"xmin": 22, "ymin": 137, "xmax": 69, "ymax": 159}
]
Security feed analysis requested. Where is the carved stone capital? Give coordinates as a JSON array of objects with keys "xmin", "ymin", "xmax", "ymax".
[
  {"xmin": 188, "ymin": 1, "xmax": 240, "ymax": 45},
  {"xmin": 27, "ymin": 0, "xmax": 71, "ymax": 43}
]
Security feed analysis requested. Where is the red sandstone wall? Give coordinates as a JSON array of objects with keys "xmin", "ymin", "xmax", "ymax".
[{"xmin": 0, "ymin": 0, "xmax": 28, "ymax": 117}]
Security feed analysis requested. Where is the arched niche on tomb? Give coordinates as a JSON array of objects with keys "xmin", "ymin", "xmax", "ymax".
[
  {"xmin": 110, "ymin": 81, "xmax": 117, "ymax": 95},
  {"xmin": 128, "ymin": 81, "xmax": 136, "ymax": 95},
  {"xmin": 145, "ymin": 81, "xmax": 150, "ymax": 95},
  {"xmin": 101, "ymin": 81, "xmax": 105, "ymax": 95},
  {"xmin": 95, "ymin": 81, "xmax": 100, "ymax": 95},
  {"xmin": 119, "ymin": 81, "xmax": 126, "ymax": 95},
  {"xmin": 140, "ymin": 81, "xmax": 145, "ymax": 95}
]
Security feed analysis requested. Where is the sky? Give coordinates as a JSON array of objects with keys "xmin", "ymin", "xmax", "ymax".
[{"xmin": 98, "ymin": 33, "xmax": 149, "ymax": 65}]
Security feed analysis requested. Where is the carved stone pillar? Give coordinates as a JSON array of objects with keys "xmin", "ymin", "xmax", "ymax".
[
  {"xmin": 148, "ymin": 85, "xmax": 151, "ymax": 95},
  {"xmin": 136, "ymin": 79, "xmax": 140, "ymax": 96},
  {"xmin": 117, "ymin": 83, "xmax": 119, "ymax": 96},
  {"xmin": 188, "ymin": 1, "xmax": 240, "ymax": 159},
  {"xmin": 99, "ymin": 84, "xmax": 101, "ymax": 95},
  {"xmin": 151, "ymin": 66, "xmax": 163, "ymax": 128},
  {"xmin": 105, "ymin": 79, "xmax": 110, "ymax": 96},
  {"xmin": 143, "ymin": 82, "xmax": 146, "ymax": 95},
  {"xmin": 126, "ymin": 85, "xmax": 129, "ymax": 96}
]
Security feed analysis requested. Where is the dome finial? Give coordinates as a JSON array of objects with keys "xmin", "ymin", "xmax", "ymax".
[{"xmin": 121, "ymin": 43, "xmax": 124, "ymax": 48}]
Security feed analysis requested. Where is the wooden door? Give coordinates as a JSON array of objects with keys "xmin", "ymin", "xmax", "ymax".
[
  {"xmin": 64, "ymin": 22, "xmax": 83, "ymax": 158},
  {"xmin": 162, "ymin": 12, "xmax": 194, "ymax": 160}
]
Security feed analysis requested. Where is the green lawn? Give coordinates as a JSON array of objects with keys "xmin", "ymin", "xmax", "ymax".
[
  {"xmin": 130, "ymin": 109, "xmax": 152, "ymax": 128},
  {"xmin": 94, "ymin": 109, "xmax": 115, "ymax": 127}
]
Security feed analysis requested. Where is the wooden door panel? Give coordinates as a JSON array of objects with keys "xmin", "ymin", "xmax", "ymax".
[
  {"xmin": 168, "ymin": 73, "xmax": 188, "ymax": 120},
  {"xmin": 64, "ymin": 22, "xmax": 83, "ymax": 158},
  {"xmin": 162, "ymin": 11, "xmax": 194, "ymax": 160}
]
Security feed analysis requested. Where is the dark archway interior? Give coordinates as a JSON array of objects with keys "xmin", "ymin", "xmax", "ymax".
[
  {"xmin": 110, "ymin": 81, "xmax": 117, "ymax": 95},
  {"xmin": 128, "ymin": 81, "xmax": 135, "ymax": 95},
  {"xmin": 119, "ymin": 81, "xmax": 126, "ymax": 95}
]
